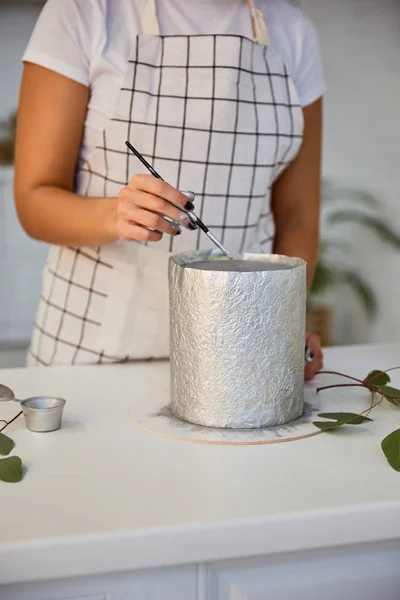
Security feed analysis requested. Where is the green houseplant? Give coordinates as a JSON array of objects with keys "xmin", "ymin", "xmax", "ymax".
[
  {"xmin": 307, "ymin": 179, "xmax": 400, "ymax": 345},
  {"xmin": 0, "ymin": 111, "xmax": 16, "ymax": 165}
]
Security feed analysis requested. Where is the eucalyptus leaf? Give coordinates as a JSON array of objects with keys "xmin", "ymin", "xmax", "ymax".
[
  {"xmin": 0, "ymin": 456, "xmax": 23, "ymax": 483},
  {"xmin": 376, "ymin": 385, "xmax": 400, "ymax": 407},
  {"xmin": 381, "ymin": 429, "xmax": 400, "ymax": 472},
  {"xmin": 314, "ymin": 421, "xmax": 344, "ymax": 431},
  {"xmin": 314, "ymin": 412, "xmax": 372, "ymax": 431},
  {"xmin": 364, "ymin": 370, "xmax": 390, "ymax": 387},
  {"xmin": 0, "ymin": 432, "xmax": 15, "ymax": 456}
]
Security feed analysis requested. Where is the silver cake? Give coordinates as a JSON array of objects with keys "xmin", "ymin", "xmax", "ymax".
[{"xmin": 169, "ymin": 250, "xmax": 306, "ymax": 429}]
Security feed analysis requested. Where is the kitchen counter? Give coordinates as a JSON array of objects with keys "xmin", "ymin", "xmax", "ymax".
[{"xmin": 1, "ymin": 343, "xmax": 400, "ymax": 600}]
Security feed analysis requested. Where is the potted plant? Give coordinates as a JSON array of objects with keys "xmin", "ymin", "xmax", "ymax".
[
  {"xmin": 0, "ymin": 112, "xmax": 16, "ymax": 166},
  {"xmin": 307, "ymin": 179, "xmax": 400, "ymax": 346}
]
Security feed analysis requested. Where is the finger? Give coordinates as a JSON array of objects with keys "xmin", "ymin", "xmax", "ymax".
[
  {"xmin": 167, "ymin": 191, "xmax": 196, "ymax": 215},
  {"xmin": 129, "ymin": 174, "xmax": 194, "ymax": 210},
  {"xmin": 306, "ymin": 332, "xmax": 321, "ymax": 349},
  {"xmin": 315, "ymin": 356, "xmax": 323, "ymax": 373},
  {"xmin": 304, "ymin": 356, "xmax": 323, "ymax": 381},
  {"xmin": 118, "ymin": 222, "xmax": 163, "ymax": 243},
  {"xmin": 304, "ymin": 365, "xmax": 313, "ymax": 381},
  {"xmin": 120, "ymin": 188, "xmax": 193, "ymax": 226},
  {"xmin": 127, "ymin": 207, "xmax": 181, "ymax": 236},
  {"xmin": 307, "ymin": 343, "xmax": 321, "ymax": 363}
]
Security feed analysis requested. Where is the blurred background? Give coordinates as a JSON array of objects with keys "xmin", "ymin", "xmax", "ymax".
[{"xmin": 0, "ymin": 0, "xmax": 399, "ymax": 367}]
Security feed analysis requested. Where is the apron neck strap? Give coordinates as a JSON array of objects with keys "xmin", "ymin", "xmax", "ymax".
[
  {"xmin": 141, "ymin": 0, "xmax": 270, "ymax": 45},
  {"xmin": 142, "ymin": 0, "xmax": 161, "ymax": 36},
  {"xmin": 245, "ymin": 0, "xmax": 270, "ymax": 45}
]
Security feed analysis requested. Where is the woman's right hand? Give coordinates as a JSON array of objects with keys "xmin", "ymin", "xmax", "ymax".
[
  {"xmin": 115, "ymin": 174, "xmax": 195, "ymax": 243},
  {"xmin": 15, "ymin": 63, "xmax": 196, "ymax": 247}
]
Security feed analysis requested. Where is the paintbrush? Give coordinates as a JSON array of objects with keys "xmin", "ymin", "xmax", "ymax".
[{"xmin": 125, "ymin": 141, "xmax": 233, "ymax": 259}]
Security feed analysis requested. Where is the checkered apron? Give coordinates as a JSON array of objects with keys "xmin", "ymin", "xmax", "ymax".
[{"xmin": 27, "ymin": 0, "xmax": 304, "ymax": 366}]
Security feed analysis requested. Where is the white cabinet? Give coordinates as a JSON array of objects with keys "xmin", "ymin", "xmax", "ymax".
[
  {"xmin": 2, "ymin": 542, "xmax": 400, "ymax": 599},
  {"xmin": 201, "ymin": 541, "xmax": 400, "ymax": 600},
  {"xmin": 0, "ymin": 566, "xmax": 197, "ymax": 600}
]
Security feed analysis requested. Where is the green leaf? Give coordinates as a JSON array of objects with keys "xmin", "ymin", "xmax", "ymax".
[
  {"xmin": 375, "ymin": 385, "xmax": 400, "ymax": 407},
  {"xmin": 319, "ymin": 412, "xmax": 373, "ymax": 424},
  {"xmin": 364, "ymin": 370, "xmax": 391, "ymax": 387},
  {"xmin": 321, "ymin": 180, "xmax": 380, "ymax": 209},
  {"xmin": 309, "ymin": 260, "xmax": 337, "ymax": 297},
  {"xmin": 314, "ymin": 412, "xmax": 372, "ymax": 431},
  {"xmin": 314, "ymin": 421, "xmax": 345, "ymax": 431},
  {"xmin": 381, "ymin": 429, "xmax": 400, "ymax": 472},
  {"xmin": 0, "ymin": 456, "xmax": 23, "ymax": 483},
  {"xmin": 335, "ymin": 270, "xmax": 377, "ymax": 316},
  {"xmin": 327, "ymin": 212, "xmax": 400, "ymax": 250},
  {"xmin": 0, "ymin": 432, "xmax": 15, "ymax": 456},
  {"xmin": 309, "ymin": 262, "xmax": 377, "ymax": 315}
]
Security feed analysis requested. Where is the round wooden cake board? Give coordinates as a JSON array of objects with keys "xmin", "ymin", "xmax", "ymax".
[{"xmin": 130, "ymin": 384, "xmax": 339, "ymax": 446}]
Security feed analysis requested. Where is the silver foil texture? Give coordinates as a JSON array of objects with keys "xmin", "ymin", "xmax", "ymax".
[{"xmin": 169, "ymin": 250, "xmax": 306, "ymax": 429}]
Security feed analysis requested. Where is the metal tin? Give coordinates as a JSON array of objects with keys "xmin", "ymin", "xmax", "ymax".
[
  {"xmin": 21, "ymin": 396, "xmax": 66, "ymax": 432},
  {"xmin": 169, "ymin": 250, "xmax": 306, "ymax": 429},
  {"xmin": 0, "ymin": 384, "xmax": 16, "ymax": 402}
]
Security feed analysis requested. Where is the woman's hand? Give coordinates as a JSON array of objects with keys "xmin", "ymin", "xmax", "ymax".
[
  {"xmin": 304, "ymin": 332, "xmax": 323, "ymax": 381},
  {"xmin": 115, "ymin": 174, "xmax": 195, "ymax": 242}
]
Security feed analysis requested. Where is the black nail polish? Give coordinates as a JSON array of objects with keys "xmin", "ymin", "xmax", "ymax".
[
  {"xmin": 188, "ymin": 221, "xmax": 198, "ymax": 230},
  {"xmin": 185, "ymin": 200, "xmax": 195, "ymax": 211},
  {"xmin": 175, "ymin": 228, "xmax": 182, "ymax": 235}
]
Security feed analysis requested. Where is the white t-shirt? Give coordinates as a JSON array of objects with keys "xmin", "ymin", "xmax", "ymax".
[{"xmin": 23, "ymin": 0, "xmax": 325, "ymax": 164}]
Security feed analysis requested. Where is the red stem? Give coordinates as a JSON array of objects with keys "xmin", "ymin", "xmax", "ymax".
[
  {"xmin": 316, "ymin": 383, "xmax": 363, "ymax": 393},
  {"xmin": 317, "ymin": 369, "xmax": 400, "ymax": 408},
  {"xmin": 382, "ymin": 366, "xmax": 400, "ymax": 375},
  {"xmin": 0, "ymin": 411, "xmax": 23, "ymax": 433},
  {"xmin": 359, "ymin": 396, "xmax": 383, "ymax": 417},
  {"xmin": 317, "ymin": 370, "xmax": 365, "ymax": 385},
  {"xmin": 315, "ymin": 369, "xmax": 400, "ymax": 431}
]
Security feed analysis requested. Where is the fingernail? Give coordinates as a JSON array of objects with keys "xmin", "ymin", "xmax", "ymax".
[
  {"xmin": 181, "ymin": 191, "xmax": 195, "ymax": 211},
  {"xmin": 185, "ymin": 200, "xmax": 195, "ymax": 211},
  {"xmin": 178, "ymin": 210, "xmax": 198, "ymax": 230},
  {"xmin": 175, "ymin": 227, "xmax": 182, "ymax": 236},
  {"xmin": 178, "ymin": 210, "xmax": 190, "ymax": 223},
  {"xmin": 182, "ymin": 190, "xmax": 195, "ymax": 202}
]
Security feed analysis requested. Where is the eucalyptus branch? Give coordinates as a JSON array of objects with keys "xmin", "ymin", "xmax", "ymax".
[
  {"xmin": 0, "ymin": 411, "xmax": 23, "ymax": 433},
  {"xmin": 315, "ymin": 367, "xmax": 400, "ymax": 472},
  {"xmin": 317, "ymin": 383, "xmax": 363, "ymax": 393},
  {"xmin": 317, "ymin": 370, "xmax": 365, "ymax": 385}
]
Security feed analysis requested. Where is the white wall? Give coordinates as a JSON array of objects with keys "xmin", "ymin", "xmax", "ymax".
[
  {"xmin": 301, "ymin": 0, "xmax": 400, "ymax": 344},
  {"xmin": 0, "ymin": 3, "xmax": 42, "ymax": 119},
  {"xmin": 0, "ymin": 3, "xmax": 46, "ymax": 347},
  {"xmin": 0, "ymin": 0, "xmax": 399, "ymax": 346},
  {"xmin": 0, "ymin": 168, "xmax": 48, "ymax": 345}
]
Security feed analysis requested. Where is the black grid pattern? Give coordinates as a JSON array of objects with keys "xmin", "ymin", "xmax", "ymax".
[{"xmin": 28, "ymin": 33, "xmax": 303, "ymax": 367}]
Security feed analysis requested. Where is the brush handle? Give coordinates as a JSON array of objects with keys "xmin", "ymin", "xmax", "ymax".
[
  {"xmin": 125, "ymin": 141, "xmax": 164, "ymax": 181},
  {"xmin": 125, "ymin": 141, "xmax": 233, "ymax": 258}
]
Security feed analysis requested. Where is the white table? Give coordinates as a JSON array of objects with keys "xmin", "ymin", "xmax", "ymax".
[{"xmin": 1, "ymin": 343, "xmax": 400, "ymax": 599}]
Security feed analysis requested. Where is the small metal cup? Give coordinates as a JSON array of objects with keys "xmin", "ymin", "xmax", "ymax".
[{"xmin": 21, "ymin": 396, "xmax": 66, "ymax": 433}]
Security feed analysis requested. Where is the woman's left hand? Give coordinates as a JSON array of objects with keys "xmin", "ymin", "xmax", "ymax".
[{"xmin": 305, "ymin": 332, "xmax": 323, "ymax": 381}]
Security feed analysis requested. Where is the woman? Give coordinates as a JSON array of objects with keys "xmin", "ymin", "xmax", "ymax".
[{"xmin": 15, "ymin": 0, "xmax": 324, "ymax": 378}]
